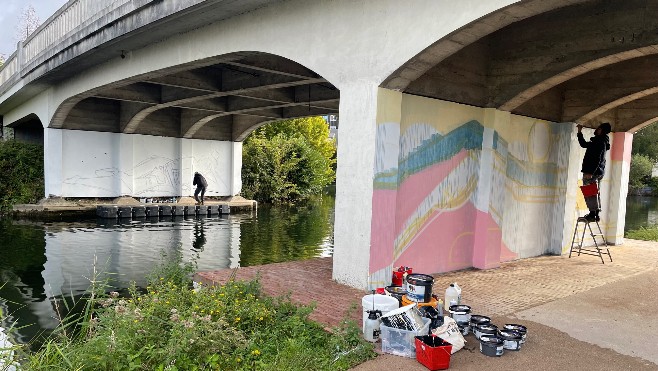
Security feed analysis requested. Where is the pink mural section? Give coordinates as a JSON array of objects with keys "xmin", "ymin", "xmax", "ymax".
[
  {"xmin": 394, "ymin": 150, "xmax": 469, "ymax": 235},
  {"xmin": 370, "ymin": 189, "xmax": 397, "ymax": 274},
  {"xmin": 610, "ymin": 132, "xmax": 633, "ymax": 163}
]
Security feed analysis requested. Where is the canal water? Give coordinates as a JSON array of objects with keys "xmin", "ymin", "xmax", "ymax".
[
  {"xmin": 624, "ymin": 196, "xmax": 658, "ymax": 232},
  {"xmin": 0, "ymin": 193, "xmax": 334, "ymax": 346}
]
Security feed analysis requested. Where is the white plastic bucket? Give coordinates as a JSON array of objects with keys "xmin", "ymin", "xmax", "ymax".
[{"xmin": 362, "ymin": 294, "xmax": 399, "ymax": 332}]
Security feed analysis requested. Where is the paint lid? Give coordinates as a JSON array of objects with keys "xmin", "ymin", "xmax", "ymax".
[
  {"xmin": 385, "ymin": 286, "xmax": 407, "ymax": 295},
  {"xmin": 449, "ymin": 304, "xmax": 471, "ymax": 314},
  {"xmin": 470, "ymin": 315, "xmax": 491, "ymax": 325},
  {"xmin": 477, "ymin": 323, "xmax": 498, "ymax": 334},
  {"xmin": 498, "ymin": 329, "xmax": 523, "ymax": 340},
  {"xmin": 503, "ymin": 324, "xmax": 527, "ymax": 334},
  {"xmin": 406, "ymin": 273, "xmax": 435, "ymax": 284}
]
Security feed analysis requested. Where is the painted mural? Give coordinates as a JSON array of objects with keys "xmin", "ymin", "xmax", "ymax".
[
  {"xmin": 369, "ymin": 91, "xmax": 573, "ymax": 288},
  {"xmin": 59, "ymin": 130, "xmax": 235, "ymax": 197}
]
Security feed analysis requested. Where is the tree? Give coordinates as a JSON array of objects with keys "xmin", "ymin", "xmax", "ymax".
[
  {"xmin": 242, "ymin": 117, "xmax": 336, "ymax": 204},
  {"xmin": 632, "ymin": 122, "xmax": 658, "ymax": 161},
  {"xmin": 628, "ymin": 154, "xmax": 654, "ymax": 191},
  {"xmin": 15, "ymin": 5, "xmax": 41, "ymax": 44}
]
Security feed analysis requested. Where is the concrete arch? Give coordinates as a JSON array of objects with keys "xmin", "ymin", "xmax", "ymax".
[
  {"xmin": 53, "ymin": 52, "xmax": 339, "ymax": 140},
  {"xmin": 381, "ymin": 0, "xmax": 589, "ymax": 91},
  {"xmin": 383, "ymin": 0, "xmax": 658, "ymax": 133}
]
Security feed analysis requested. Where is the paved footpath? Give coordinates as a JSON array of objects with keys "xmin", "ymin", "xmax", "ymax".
[{"xmin": 196, "ymin": 239, "xmax": 658, "ymax": 370}]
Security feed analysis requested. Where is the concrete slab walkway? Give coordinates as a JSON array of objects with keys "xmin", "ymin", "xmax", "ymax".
[{"xmin": 195, "ymin": 239, "xmax": 658, "ymax": 370}]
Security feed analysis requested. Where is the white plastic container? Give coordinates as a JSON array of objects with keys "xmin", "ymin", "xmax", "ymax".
[
  {"xmin": 362, "ymin": 294, "xmax": 399, "ymax": 332},
  {"xmin": 380, "ymin": 317, "xmax": 431, "ymax": 358},
  {"xmin": 444, "ymin": 283, "xmax": 460, "ymax": 311}
]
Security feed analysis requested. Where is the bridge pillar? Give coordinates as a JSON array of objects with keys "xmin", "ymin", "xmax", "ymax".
[
  {"xmin": 44, "ymin": 128, "xmax": 64, "ymax": 197},
  {"xmin": 332, "ymin": 82, "xmax": 380, "ymax": 289},
  {"xmin": 605, "ymin": 132, "xmax": 633, "ymax": 244}
]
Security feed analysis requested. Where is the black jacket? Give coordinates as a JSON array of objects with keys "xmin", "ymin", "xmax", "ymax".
[
  {"xmin": 577, "ymin": 133, "xmax": 610, "ymax": 176},
  {"xmin": 193, "ymin": 173, "xmax": 208, "ymax": 188}
]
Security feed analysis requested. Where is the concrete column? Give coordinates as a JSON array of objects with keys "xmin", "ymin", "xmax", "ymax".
[
  {"xmin": 118, "ymin": 133, "xmax": 134, "ymax": 196},
  {"xmin": 230, "ymin": 141, "xmax": 243, "ymax": 196},
  {"xmin": 605, "ymin": 132, "xmax": 633, "ymax": 244},
  {"xmin": 181, "ymin": 139, "xmax": 194, "ymax": 196},
  {"xmin": 43, "ymin": 127, "xmax": 63, "ymax": 197},
  {"xmin": 333, "ymin": 81, "xmax": 379, "ymax": 289},
  {"xmin": 472, "ymin": 109, "xmax": 507, "ymax": 269},
  {"xmin": 560, "ymin": 125, "xmax": 588, "ymax": 253}
]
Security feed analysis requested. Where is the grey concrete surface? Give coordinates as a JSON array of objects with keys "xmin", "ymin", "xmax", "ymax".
[{"xmin": 515, "ymin": 268, "xmax": 658, "ymax": 365}]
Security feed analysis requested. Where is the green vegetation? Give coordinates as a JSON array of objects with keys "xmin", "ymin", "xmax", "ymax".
[
  {"xmin": 2, "ymin": 255, "xmax": 374, "ymax": 370},
  {"xmin": 628, "ymin": 154, "xmax": 654, "ymax": 191},
  {"xmin": 0, "ymin": 140, "xmax": 44, "ymax": 212},
  {"xmin": 629, "ymin": 123, "xmax": 658, "ymax": 194},
  {"xmin": 626, "ymin": 225, "xmax": 658, "ymax": 241},
  {"xmin": 632, "ymin": 123, "xmax": 658, "ymax": 161},
  {"xmin": 242, "ymin": 117, "xmax": 336, "ymax": 204}
]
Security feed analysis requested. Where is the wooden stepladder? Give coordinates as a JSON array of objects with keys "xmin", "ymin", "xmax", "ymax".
[{"xmin": 569, "ymin": 217, "xmax": 612, "ymax": 264}]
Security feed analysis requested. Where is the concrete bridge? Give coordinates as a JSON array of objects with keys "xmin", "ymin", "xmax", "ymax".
[{"xmin": 1, "ymin": 0, "xmax": 654, "ymax": 289}]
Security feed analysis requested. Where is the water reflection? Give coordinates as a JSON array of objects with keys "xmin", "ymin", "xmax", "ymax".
[
  {"xmin": 0, "ymin": 192, "xmax": 334, "ymax": 345},
  {"xmin": 625, "ymin": 196, "xmax": 658, "ymax": 232}
]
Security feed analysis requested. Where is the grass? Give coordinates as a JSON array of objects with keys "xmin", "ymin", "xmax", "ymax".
[
  {"xmin": 626, "ymin": 225, "xmax": 658, "ymax": 242},
  {"xmin": 1, "ymin": 255, "xmax": 375, "ymax": 370}
]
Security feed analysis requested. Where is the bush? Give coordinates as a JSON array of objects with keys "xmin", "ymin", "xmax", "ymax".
[
  {"xmin": 626, "ymin": 225, "xmax": 658, "ymax": 241},
  {"xmin": 242, "ymin": 117, "xmax": 336, "ymax": 204},
  {"xmin": 5, "ymin": 257, "xmax": 375, "ymax": 370},
  {"xmin": 242, "ymin": 133, "xmax": 334, "ymax": 204},
  {"xmin": 628, "ymin": 154, "xmax": 654, "ymax": 191},
  {"xmin": 0, "ymin": 140, "xmax": 44, "ymax": 212}
]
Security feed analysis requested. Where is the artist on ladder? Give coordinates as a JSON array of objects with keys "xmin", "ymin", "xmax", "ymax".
[{"xmin": 576, "ymin": 122, "xmax": 611, "ymax": 222}]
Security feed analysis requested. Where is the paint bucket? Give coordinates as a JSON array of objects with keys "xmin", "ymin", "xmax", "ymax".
[
  {"xmin": 503, "ymin": 324, "xmax": 527, "ymax": 344},
  {"xmin": 580, "ymin": 182, "xmax": 599, "ymax": 197},
  {"xmin": 392, "ymin": 266, "xmax": 413, "ymax": 286},
  {"xmin": 457, "ymin": 322, "xmax": 470, "ymax": 336},
  {"xmin": 385, "ymin": 285, "xmax": 407, "ymax": 305},
  {"xmin": 498, "ymin": 329, "xmax": 523, "ymax": 351},
  {"xmin": 474, "ymin": 323, "xmax": 498, "ymax": 340},
  {"xmin": 361, "ymin": 294, "xmax": 399, "ymax": 333},
  {"xmin": 448, "ymin": 304, "xmax": 472, "ymax": 324},
  {"xmin": 405, "ymin": 273, "xmax": 435, "ymax": 303},
  {"xmin": 479, "ymin": 336, "xmax": 504, "ymax": 357},
  {"xmin": 469, "ymin": 315, "xmax": 491, "ymax": 334}
]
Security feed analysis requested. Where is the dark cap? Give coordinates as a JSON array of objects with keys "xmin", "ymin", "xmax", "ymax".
[{"xmin": 599, "ymin": 122, "xmax": 611, "ymax": 134}]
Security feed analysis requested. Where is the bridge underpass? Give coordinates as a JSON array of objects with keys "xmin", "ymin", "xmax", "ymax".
[{"xmin": 1, "ymin": 0, "xmax": 657, "ymax": 288}]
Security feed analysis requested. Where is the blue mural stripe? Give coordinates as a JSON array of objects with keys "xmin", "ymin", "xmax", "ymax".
[{"xmin": 397, "ymin": 120, "xmax": 484, "ymax": 182}]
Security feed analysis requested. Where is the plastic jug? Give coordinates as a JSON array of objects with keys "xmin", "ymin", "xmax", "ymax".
[
  {"xmin": 454, "ymin": 282, "xmax": 462, "ymax": 304},
  {"xmin": 363, "ymin": 309, "xmax": 382, "ymax": 342},
  {"xmin": 444, "ymin": 283, "xmax": 460, "ymax": 311}
]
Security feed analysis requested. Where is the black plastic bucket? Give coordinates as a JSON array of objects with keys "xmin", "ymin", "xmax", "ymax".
[
  {"xmin": 384, "ymin": 285, "xmax": 407, "ymax": 305},
  {"xmin": 469, "ymin": 315, "xmax": 491, "ymax": 333},
  {"xmin": 479, "ymin": 336, "xmax": 504, "ymax": 357},
  {"xmin": 474, "ymin": 323, "xmax": 498, "ymax": 340},
  {"xmin": 449, "ymin": 304, "xmax": 472, "ymax": 323},
  {"xmin": 503, "ymin": 324, "xmax": 527, "ymax": 344},
  {"xmin": 498, "ymin": 330, "xmax": 523, "ymax": 351},
  {"xmin": 405, "ymin": 273, "xmax": 434, "ymax": 303}
]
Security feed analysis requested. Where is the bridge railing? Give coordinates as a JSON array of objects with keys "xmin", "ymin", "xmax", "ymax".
[
  {"xmin": 0, "ymin": 53, "xmax": 18, "ymax": 87},
  {"xmin": 0, "ymin": 0, "xmax": 151, "ymax": 95},
  {"xmin": 22, "ymin": 0, "xmax": 133, "ymax": 68}
]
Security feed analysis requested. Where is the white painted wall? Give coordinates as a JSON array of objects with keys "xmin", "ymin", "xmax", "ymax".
[{"xmin": 55, "ymin": 129, "xmax": 237, "ymax": 197}]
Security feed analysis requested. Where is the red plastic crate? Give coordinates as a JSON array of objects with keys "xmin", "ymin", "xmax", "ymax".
[
  {"xmin": 415, "ymin": 336, "xmax": 452, "ymax": 370},
  {"xmin": 580, "ymin": 182, "xmax": 599, "ymax": 197}
]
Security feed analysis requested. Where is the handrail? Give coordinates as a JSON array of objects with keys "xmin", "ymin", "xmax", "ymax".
[
  {"xmin": 0, "ymin": 53, "xmax": 18, "ymax": 87},
  {"xmin": 23, "ymin": 0, "xmax": 133, "ymax": 67},
  {"xmin": 0, "ymin": 0, "xmax": 132, "ymax": 93}
]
